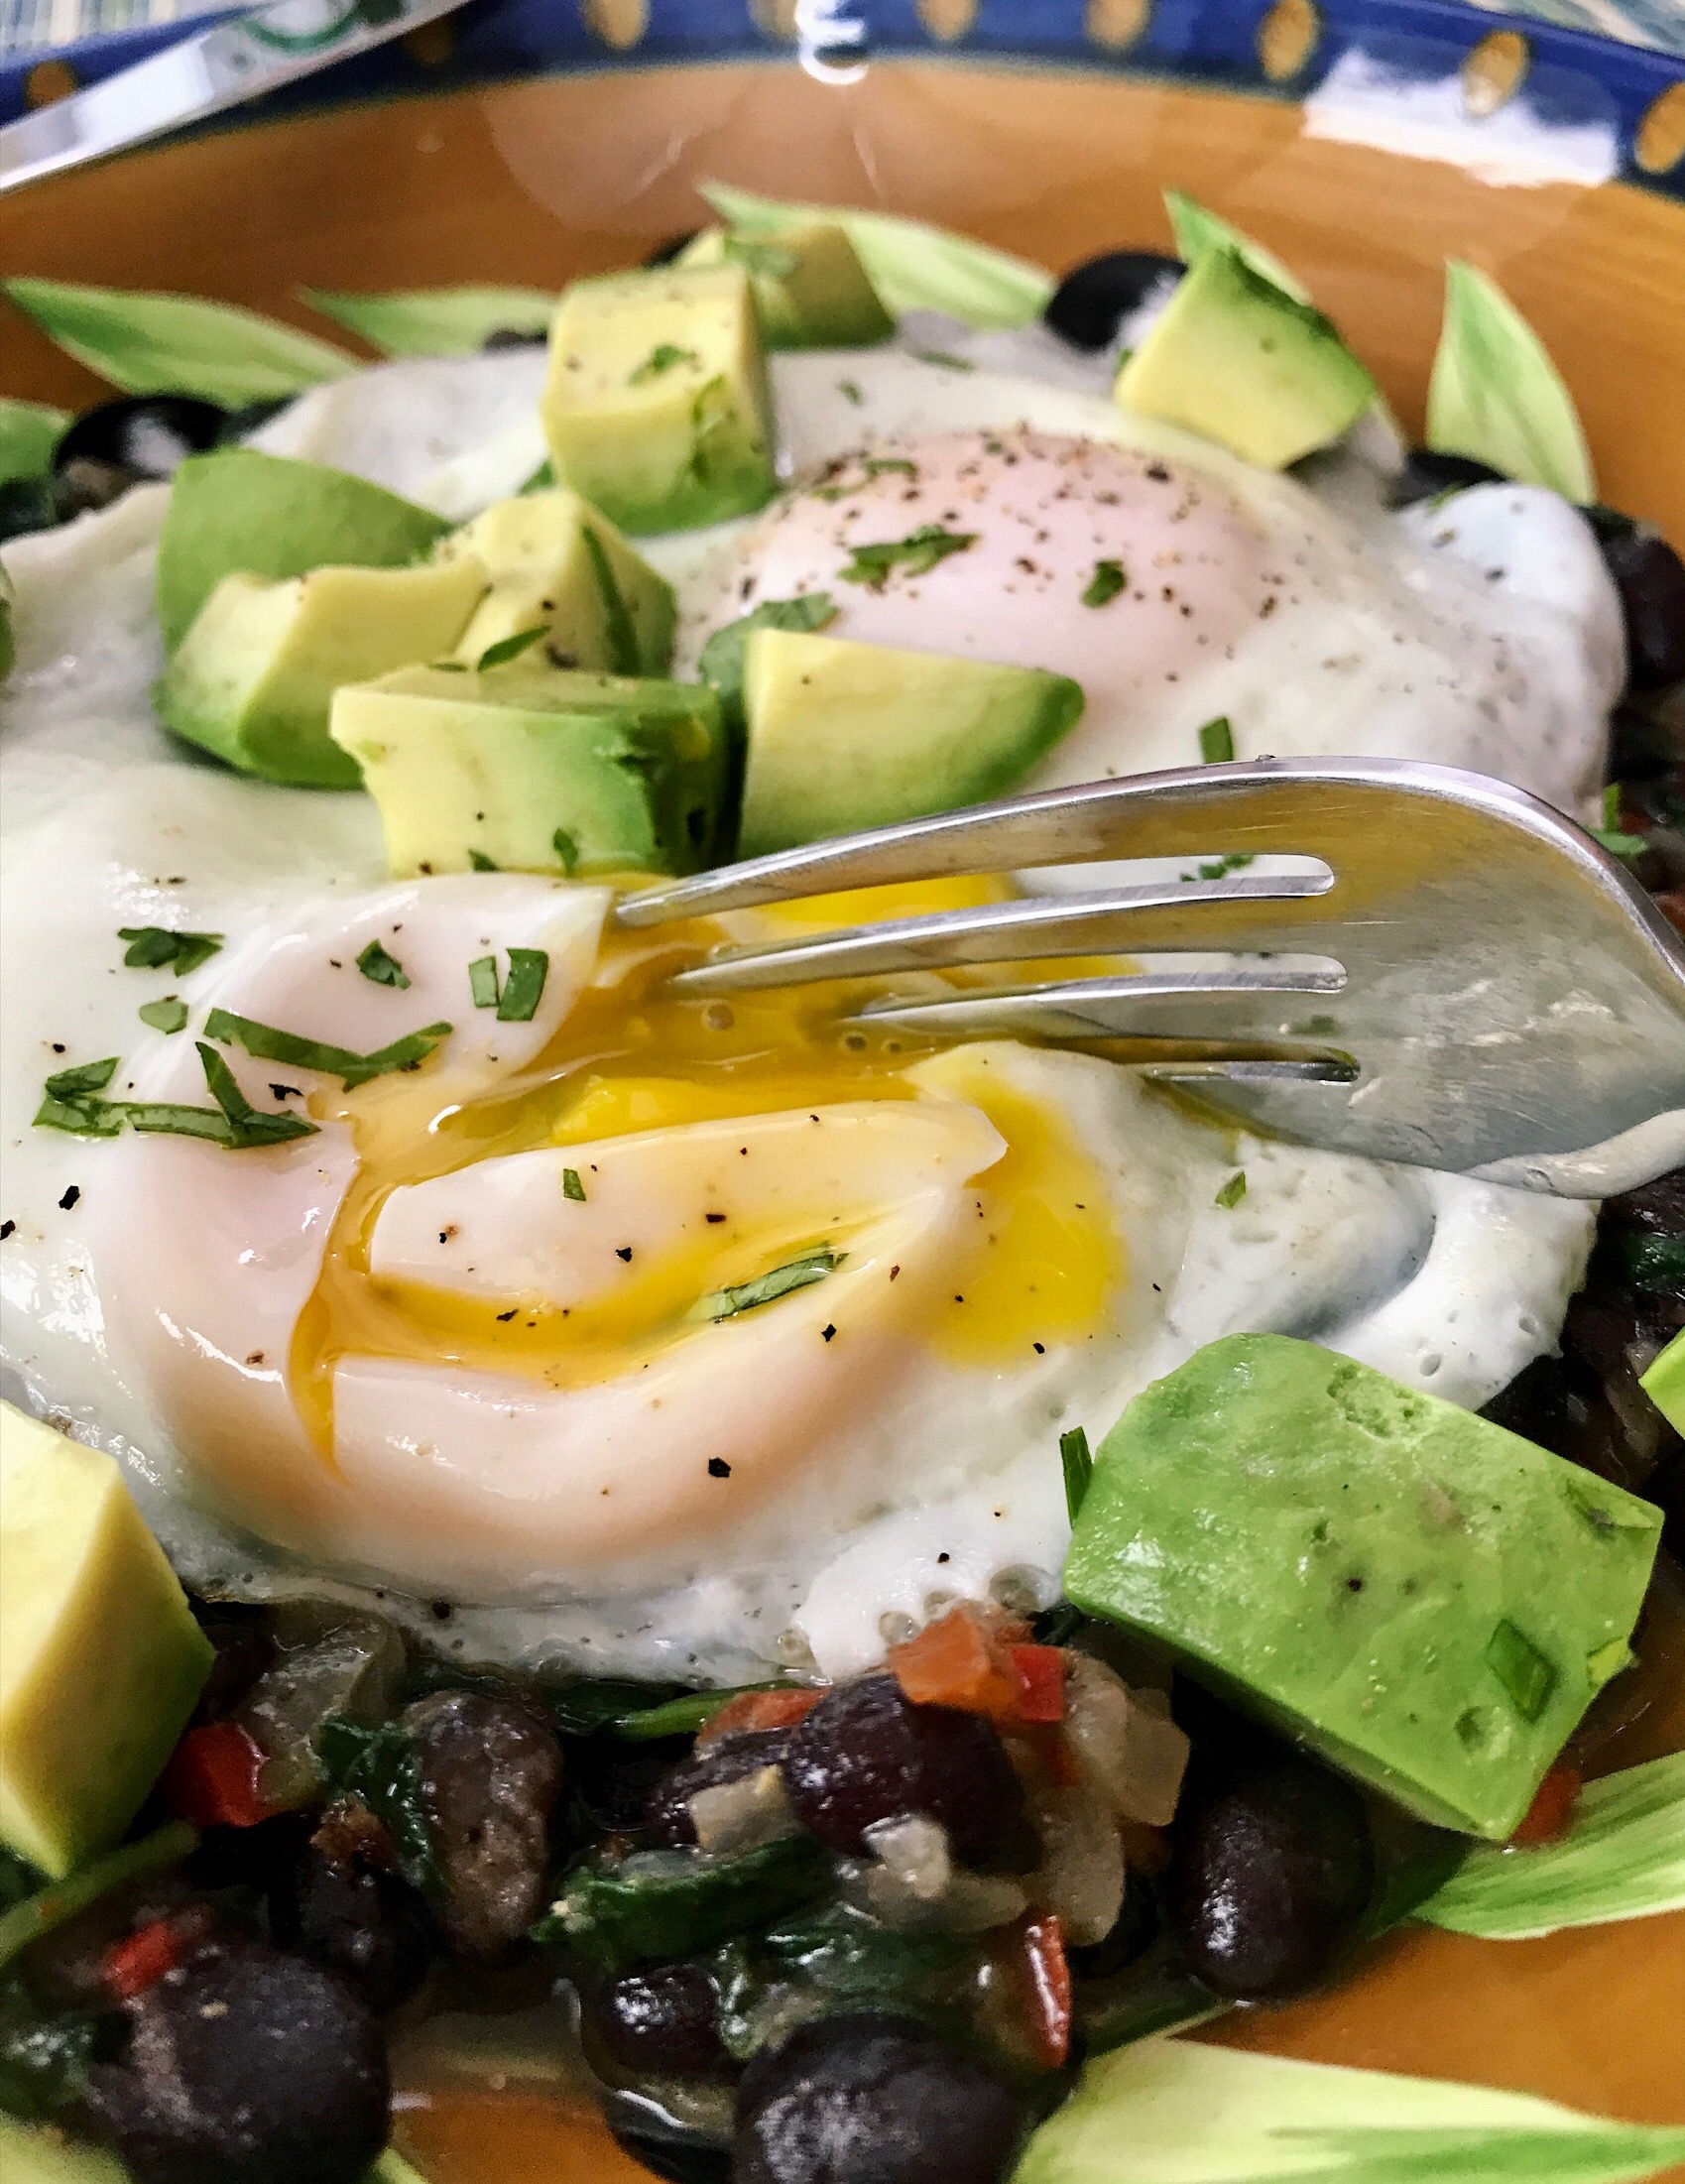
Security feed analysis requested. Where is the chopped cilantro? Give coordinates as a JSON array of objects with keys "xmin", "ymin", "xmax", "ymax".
[
  {"xmin": 1215, "ymin": 1169, "xmax": 1248, "ymax": 1209},
  {"xmin": 495, "ymin": 948, "xmax": 548, "ymax": 1024},
  {"xmin": 562, "ymin": 1166, "xmax": 586, "ymax": 1203},
  {"xmin": 468, "ymin": 849, "xmax": 500, "ymax": 872},
  {"xmin": 838, "ymin": 526, "xmax": 977, "ymax": 591},
  {"xmin": 687, "ymin": 375, "xmax": 736, "ymax": 487},
  {"xmin": 195, "ymin": 1043, "xmax": 320, "ymax": 1148},
  {"xmin": 837, "ymin": 378, "xmax": 864, "ymax": 406},
  {"xmin": 581, "ymin": 525, "xmax": 642, "ymax": 676},
  {"xmin": 1082, "ymin": 559, "xmax": 1127, "ymax": 608},
  {"xmin": 1188, "ymin": 853, "xmax": 1257, "ymax": 882},
  {"xmin": 552, "ymin": 826, "xmax": 579, "ymax": 877},
  {"xmin": 698, "ymin": 594, "xmax": 839, "ymax": 727},
  {"xmin": 630, "ymin": 342, "xmax": 700, "ymax": 385},
  {"xmin": 695, "ymin": 1247, "xmax": 844, "ymax": 1323},
  {"xmin": 813, "ymin": 457, "xmax": 918, "ymax": 504},
  {"xmin": 475, "ymin": 626, "xmax": 548, "ymax": 671},
  {"xmin": 1198, "ymin": 716, "xmax": 1236, "ymax": 764},
  {"xmin": 356, "ymin": 940, "xmax": 410, "ymax": 990},
  {"xmin": 468, "ymin": 955, "xmax": 501, "ymax": 1010},
  {"xmin": 1060, "ymin": 1425, "xmax": 1093, "ymax": 1524},
  {"xmin": 118, "ymin": 926, "xmax": 222, "ymax": 976},
  {"xmin": 203, "ymin": 1007, "xmax": 451, "ymax": 1088},
  {"xmin": 909, "ymin": 348, "xmax": 975, "ymax": 371},
  {"xmin": 138, "ymin": 998, "xmax": 189, "ymax": 1034}
]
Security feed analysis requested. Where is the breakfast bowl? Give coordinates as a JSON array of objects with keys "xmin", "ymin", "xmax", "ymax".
[{"xmin": 1, "ymin": 4, "xmax": 1683, "ymax": 2181}]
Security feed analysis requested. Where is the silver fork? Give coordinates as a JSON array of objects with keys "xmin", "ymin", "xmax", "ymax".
[{"xmin": 617, "ymin": 758, "xmax": 1685, "ymax": 1198}]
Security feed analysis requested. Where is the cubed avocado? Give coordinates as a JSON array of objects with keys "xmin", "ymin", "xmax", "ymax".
[
  {"xmin": 1641, "ymin": 1330, "xmax": 1684, "ymax": 1432},
  {"xmin": 155, "ymin": 556, "xmax": 489, "ymax": 789},
  {"xmin": 737, "ymin": 627, "xmax": 1084, "ymax": 858},
  {"xmin": 540, "ymin": 266, "xmax": 777, "ymax": 535},
  {"xmin": 1114, "ymin": 246, "xmax": 1376, "ymax": 470},
  {"xmin": 0, "ymin": 2116, "xmax": 128, "ymax": 2183},
  {"xmin": 157, "ymin": 447, "xmax": 451, "ymax": 652},
  {"xmin": 0, "ymin": 1402, "xmax": 211, "ymax": 1879},
  {"xmin": 439, "ymin": 489, "xmax": 675, "ymax": 675},
  {"xmin": 329, "ymin": 662, "xmax": 728, "ymax": 879},
  {"xmin": 677, "ymin": 223, "xmax": 895, "ymax": 350},
  {"xmin": 1063, "ymin": 1336, "xmax": 1662, "ymax": 1840}
]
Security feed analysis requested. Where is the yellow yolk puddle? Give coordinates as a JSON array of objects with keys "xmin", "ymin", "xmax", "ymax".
[{"xmin": 289, "ymin": 875, "xmax": 1119, "ymax": 1453}]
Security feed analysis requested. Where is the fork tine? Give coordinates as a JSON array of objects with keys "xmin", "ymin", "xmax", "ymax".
[
  {"xmin": 615, "ymin": 761, "xmax": 1367, "ymax": 928},
  {"xmin": 846, "ymin": 968, "xmax": 1352, "ymax": 1050},
  {"xmin": 662, "ymin": 873, "xmax": 1335, "ymax": 995}
]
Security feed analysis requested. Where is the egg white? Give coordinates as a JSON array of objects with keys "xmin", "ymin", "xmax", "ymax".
[{"xmin": 0, "ymin": 338, "xmax": 1614, "ymax": 1680}]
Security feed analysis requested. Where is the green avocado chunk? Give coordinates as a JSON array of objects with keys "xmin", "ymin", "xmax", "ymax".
[
  {"xmin": 1063, "ymin": 1336, "xmax": 1662, "ymax": 1840},
  {"xmin": 0, "ymin": 2115, "xmax": 130, "ymax": 2183},
  {"xmin": 539, "ymin": 266, "xmax": 776, "ymax": 535},
  {"xmin": 677, "ymin": 222, "xmax": 895, "ymax": 350},
  {"xmin": 157, "ymin": 447, "xmax": 451, "ymax": 652},
  {"xmin": 737, "ymin": 627, "xmax": 1084, "ymax": 857},
  {"xmin": 1114, "ymin": 245, "xmax": 1375, "ymax": 469},
  {"xmin": 329, "ymin": 662, "xmax": 729, "ymax": 879},
  {"xmin": 0, "ymin": 1402, "xmax": 211, "ymax": 1879},
  {"xmin": 438, "ymin": 488, "xmax": 675, "ymax": 675},
  {"xmin": 156, "ymin": 557, "xmax": 488, "ymax": 788},
  {"xmin": 1640, "ymin": 1330, "xmax": 1685, "ymax": 1433}
]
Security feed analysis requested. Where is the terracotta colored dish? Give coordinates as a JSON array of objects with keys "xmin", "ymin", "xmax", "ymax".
[{"xmin": 3, "ymin": 5, "xmax": 1682, "ymax": 2181}]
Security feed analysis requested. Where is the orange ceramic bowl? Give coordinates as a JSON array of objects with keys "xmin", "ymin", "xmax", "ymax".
[{"xmin": 3, "ymin": 7, "xmax": 1683, "ymax": 2180}]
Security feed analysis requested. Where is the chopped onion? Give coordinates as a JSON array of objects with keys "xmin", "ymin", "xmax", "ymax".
[
  {"xmin": 237, "ymin": 1609, "xmax": 405, "ymax": 1810},
  {"xmin": 687, "ymin": 1764, "xmax": 797, "ymax": 1855},
  {"xmin": 849, "ymin": 1854, "xmax": 1028, "ymax": 1933},
  {"xmin": 864, "ymin": 1813, "xmax": 953, "ymax": 1900},
  {"xmin": 1026, "ymin": 1782, "xmax": 1126, "ymax": 1946},
  {"xmin": 1063, "ymin": 1655, "xmax": 1190, "ymax": 1827}
]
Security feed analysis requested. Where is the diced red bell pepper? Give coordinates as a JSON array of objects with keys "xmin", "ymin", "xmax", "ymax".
[
  {"xmin": 1018, "ymin": 1913, "xmax": 1072, "ymax": 2069},
  {"xmin": 1509, "ymin": 1761, "xmax": 1582, "ymax": 1846},
  {"xmin": 103, "ymin": 1918, "xmax": 184, "ymax": 2001},
  {"xmin": 158, "ymin": 1721, "xmax": 272, "ymax": 1829},
  {"xmin": 1009, "ymin": 1644, "xmax": 1067, "ymax": 1724},
  {"xmin": 889, "ymin": 1605, "xmax": 1025, "ymax": 1725},
  {"xmin": 695, "ymin": 1686, "xmax": 825, "ymax": 1747}
]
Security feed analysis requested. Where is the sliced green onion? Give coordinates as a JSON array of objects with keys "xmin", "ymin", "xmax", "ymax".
[
  {"xmin": 34, "ymin": 1093, "xmax": 124, "ymax": 1137},
  {"xmin": 1060, "ymin": 1426, "xmax": 1094, "ymax": 1524},
  {"xmin": 611, "ymin": 1682, "xmax": 791, "ymax": 1743},
  {"xmin": 1082, "ymin": 559, "xmax": 1126, "ymax": 607},
  {"xmin": 551, "ymin": 827, "xmax": 579, "ymax": 877},
  {"xmin": 468, "ymin": 955, "xmax": 501, "ymax": 1010},
  {"xmin": 1419, "ymin": 1754, "xmax": 1685, "ymax": 1939},
  {"xmin": 562, "ymin": 1166, "xmax": 586, "ymax": 1203},
  {"xmin": 195, "ymin": 1042, "xmax": 319, "ymax": 1147},
  {"xmin": 138, "ymin": 998, "xmax": 189, "ymax": 1034},
  {"xmin": 44, "ymin": 1057, "xmax": 118, "ymax": 1100},
  {"xmin": 468, "ymin": 849, "xmax": 500, "ymax": 872}
]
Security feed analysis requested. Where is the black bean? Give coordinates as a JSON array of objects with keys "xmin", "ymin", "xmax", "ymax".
[
  {"xmin": 84, "ymin": 1936, "xmax": 388, "ymax": 2184},
  {"xmin": 268, "ymin": 1823, "xmax": 431, "ymax": 2015},
  {"xmin": 1167, "ymin": 1752, "xmax": 1375, "ymax": 2000},
  {"xmin": 609, "ymin": 2115, "xmax": 731, "ymax": 2182},
  {"xmin": 0, "ymin": 474, "xmax": 59, "ymax": 543},
  {"xmin": 1043, "ymin": 250, "xmax": 1184, "ymax": 351},
  {"xmin": 782, "ymin": 1675, "xmax": 1037, "ymax": 1872},
  {"xmin": 55, "ymin": 396, "xmax": 227, "ymax": 484},
  {"xmin": 1386, "ymin": 447, "xmax": 1507, "ymax": 509},
  {"xmin": 590, "ymin": 1961, "xmax": 727, "ymax": 2077},
  {"xmin": 405, "ymin": 1688, "xmax": 563, "ymax": 1959},
  {"xmin": 643, "ymin": 1729, "xmax": 794, "ymax": 1849},
  {"xmin": 1598, "ymin": 529, "xmax": 1685, "ymax": 689},
  {"xmin": 646, "ymin": 231, "xmax": 700, "ymax": 268},
  {"xmin": 734, "ymin": 2011, "xmax": 1026, "ymax": 2184}
]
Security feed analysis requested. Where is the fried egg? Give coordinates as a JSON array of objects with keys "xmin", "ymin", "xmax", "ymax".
[{"xmin": 0, "ymin": 336, "xmax": 1613, "ymax": 1681}]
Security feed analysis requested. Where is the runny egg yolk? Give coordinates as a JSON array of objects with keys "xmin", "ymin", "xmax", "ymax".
[{"xmin": 289, "ymin": 878, "xmax": 1119, "ymax": 1452}]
